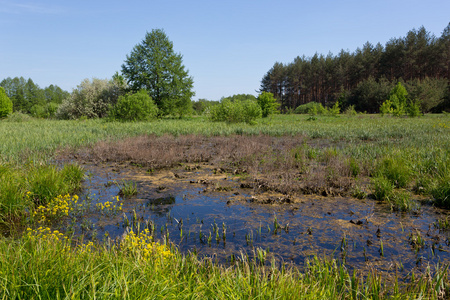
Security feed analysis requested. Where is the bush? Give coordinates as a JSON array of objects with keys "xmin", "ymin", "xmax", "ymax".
[
  {"xmin": 406, "ymin": 100, "xmax": 421, "ymax": 117},
  {"xmin": 56, "ymin": 78, "xmax": 123, "ymax": 120},
  {"xmin": 208, "ymin": 99, "xmax": 262, "ymax": 124},
  {"xmin": 328, "ymin": 101, "xmax": 340, "ymax": 116},
  {"xmin": 294, "ymin": 102, "xmax": 327, "ymax": 115},
  {"xmin": 349, "ymin": 77, "xmax": 392, "ymax": 113},
  {"xmin": 405, "ymin": 77, "xmax": 447, "ymax": 113},
  {"xmin": 257, "ymin": 92, "xmax": 279, "ymax": 117},
  {"xmin": 30, "ymin": 104, "xmax": 46, "ymax": 118},
  {"xmin": 343, "ymin": 105, "xmax": 357, "ymax": 116},
  {"xmin": 46, "ymin": 102, "xmax": 59, "ymax": 118},
  {"xmin": 4, "ymin": 112, "xmax": 32, "ymax": 122},
  {"xmin": 380, "ymin": 82, "xmax": 410, "ymax": 117},
  {"xmin": 0, "ymin": 87, "xmax": 13, "ymax": 119},
  {"xmin": 379, "ymin": 99, "xmax": 394, "ymax": 116},
  {"xmin": 109, "ymin": 90, "xmax": 158, "ymax": 122}
]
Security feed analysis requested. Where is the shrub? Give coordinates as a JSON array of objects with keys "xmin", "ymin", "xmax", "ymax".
[
  {"xmin": 56, "ymin": 78, "xmax": 123, "ymax": 120},
  {"xmin": 0, "ymin": 87, "xmax": 13, "ymax": 119},
  {"xmin": 4, "ymin": 111, "xmax": 32, "ymax": 122},
  {"xmin": 406, "ymin": 100, "xmax": 421, "ymax": 117},
  {"xmin": 30, "ymin": 104, "xmax": 47, "ymax": 118},
  {"xmin": 379, "ymin": 99, "xmax": 394, "ymax": 116},
  {"xmin": 380, "ymin": 82, "xmax": 409, "ymax": 117},
  {"xmin": 46, "ymin": 102, "xmax": 59, "ymax": 118},
  {"xmin": 109, "ymin": 90, "xmax": 158, "ymax": 121},
  {"xmin": 328, "ymin": 101, "xmax": 340, "ymax": 116},
  {"xmin": 208, "ymin": 99, "xmax": 262, "ymax": 124},
  {"xmin": 294, "ymin": 102, "xmax": 327, "ymax": 115},
  {"xmin": 257, "ymin": 92, "xmax": 279, "ymax": 117},
  {"xmin": 343, "ymin": 105, "xmax": 357, "ymax": 116},
  {"xmin": 405, "ymin": 77, "xmax": 447, "ymax": 113}
]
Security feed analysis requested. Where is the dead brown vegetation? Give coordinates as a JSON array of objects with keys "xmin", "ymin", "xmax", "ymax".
[{"xmin": 66, "ymin": 134, "xmax": 367, "ymax": 197}]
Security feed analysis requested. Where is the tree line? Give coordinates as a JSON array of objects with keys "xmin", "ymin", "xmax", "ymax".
[
  {"xmin": 0, "ymin": 77, "xmax": 69, "ymax": 117},
  {"xmin": 260, "ymin": 23, "xmax": 450, "ymax": 113}
]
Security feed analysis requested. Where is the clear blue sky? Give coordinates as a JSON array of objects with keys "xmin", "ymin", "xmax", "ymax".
[{"xmin": 1, "ymin": 0, "xmax": 449, "ymax": 101}]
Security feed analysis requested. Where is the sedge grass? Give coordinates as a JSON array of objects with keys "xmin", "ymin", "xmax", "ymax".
[{"xmin": 0, "ymin": 230, "xmax": 448, "ymax": 299}]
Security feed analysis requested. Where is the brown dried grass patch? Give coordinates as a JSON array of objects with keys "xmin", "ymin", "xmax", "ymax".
[{"xmin": 66, "ymin": 134, "xmax": 364, "ymax": 197}]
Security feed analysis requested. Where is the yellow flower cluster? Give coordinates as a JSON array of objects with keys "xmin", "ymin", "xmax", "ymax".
[
  {"xmin": 122, "ymin": 229, "xmax": 173, "ymax": 260},
  {"xmin": 32, "ymin": 194, "xmax": 81, "ymax": 223},
  {"xmin": 433, "ymin": 122, "xmax": 449, "ymax": 129},
  {"xmin": 26, "ymin": 227, "xmax": 93, "ymax": 254},
  {"xmin": 78, "ymin": 241, "xmax": 94, "ymax": 254},
  {"xmin": 26, "ymin": 227, "xmax": 69, "ymax": 243},
  {"xmin": 96, "ymin": 196, "xmax": 123, "ymax": 214}
]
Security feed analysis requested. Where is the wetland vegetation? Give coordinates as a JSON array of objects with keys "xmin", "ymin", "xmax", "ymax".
[{"xmin": 1, "ymin": 114, "xmax": 449, "ymax": 299}]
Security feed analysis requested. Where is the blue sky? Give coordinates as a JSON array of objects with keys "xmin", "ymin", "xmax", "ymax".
[{"xmin": 1, "ymin": 0, "xmax": 449, "ymax": 101}]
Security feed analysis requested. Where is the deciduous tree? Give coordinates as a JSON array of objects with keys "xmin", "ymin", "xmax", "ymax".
[
  {"xmin": 121, "ymin": 29, "xmax": 194, "ymax": 117},
  {"xmin": 0, "ymin": 87, "xmax": 13, "ymax": 118}
]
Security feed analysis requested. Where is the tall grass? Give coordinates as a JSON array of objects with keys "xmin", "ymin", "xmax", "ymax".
[
  {"xmin": 0, "ymin": 163, "xmax": 84, "ymax": 220},
  {"xmin": 0, "ymin": 230, "xmax": 448, "ymax": 299},
  {"xmin": 1, "ymin": 114, "xmax": 449, "ymax": 164}
]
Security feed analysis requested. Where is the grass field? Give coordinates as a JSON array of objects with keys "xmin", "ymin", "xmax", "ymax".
[
  {"xmin": 1, "ymin": 114, "xmax": 449, "ymax": 164},
  {"xmin": 0, "ymin": 114, "xmax": 449, "ymax": 299}
]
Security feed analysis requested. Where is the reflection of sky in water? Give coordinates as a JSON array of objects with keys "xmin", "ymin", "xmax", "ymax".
[{"xmin": 74, "ymin": 163, "xmax": 450, "ymax": 278}]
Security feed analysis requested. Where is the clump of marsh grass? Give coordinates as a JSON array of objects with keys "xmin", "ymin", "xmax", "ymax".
[
  {"xmin": 0, "ymin": 163, "xmax": 84, "ymax": 223},
  {"xmin": 371, "ymin": 176, "xmax": 419, "ymax": 212},
  {"xmin": 117, "ymin": 180, "xmax": 138, "ymax": 197},
  {"xmin": 375, "ymin": 156, "xmax": 412, "ymax": 188}
]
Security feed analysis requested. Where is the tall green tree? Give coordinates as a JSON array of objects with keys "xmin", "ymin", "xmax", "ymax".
[{"xmin": 121, "ymin": 29, "xmax": 194, "ymax": 116}]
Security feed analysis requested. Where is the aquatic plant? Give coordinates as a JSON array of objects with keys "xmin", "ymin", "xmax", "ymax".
[
  {"xmin": 95, "ymin": 195, "xmax": 123, "ymax": 215},
  {"xmin": 117, "ymin": 180, "xmax": 138, "ymax": 197}
]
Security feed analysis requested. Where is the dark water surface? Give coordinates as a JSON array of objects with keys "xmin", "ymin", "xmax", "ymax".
[{"xmin": 72, "ymin": 162, "xmax": 450, "ymax": 278}]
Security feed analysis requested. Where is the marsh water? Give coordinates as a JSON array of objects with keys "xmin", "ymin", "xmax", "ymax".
[{"xmin": 72, "ymin": 161, "xmax": 450, "ymax": 278}]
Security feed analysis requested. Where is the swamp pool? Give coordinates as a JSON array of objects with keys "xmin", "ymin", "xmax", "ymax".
[{"xmin": 68, "ymin": 161, "xmax": 450, "ymax": 279}]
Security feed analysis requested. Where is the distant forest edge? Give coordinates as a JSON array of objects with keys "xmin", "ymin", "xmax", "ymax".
[
  {"xmin": 260, "ymin": 23, "xmax": 450, "ymax": 113},
  {"xmin": 0, "ymin": 77, "xmax": 69, "ymax": 118},
  {"xmin": 1, "ymin": 23, "xmax": 450, "ymax": 119}
]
